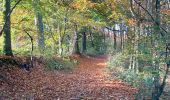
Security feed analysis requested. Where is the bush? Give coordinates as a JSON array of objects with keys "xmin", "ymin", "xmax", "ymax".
[
  {"xmin": 45, "ymin": 56, "xmax": 78, "ymax": 70},
  {"xmin": 117, "ymin": 70, "xmax": 154, "ymax": 99},
  {"xmin": 46, "ymin": 58, "xmax": 63, "ymax": 70},
  {"xmin": 85, "ymin": 47, "xmax": 101, "ymax": 56},
  {"xmin": 107, "ymin": 53, "xmax": 155, "ymax": 99},
  {"xmin": 107, "ymin": 52, "xmax": 129, "ymax": 71}
]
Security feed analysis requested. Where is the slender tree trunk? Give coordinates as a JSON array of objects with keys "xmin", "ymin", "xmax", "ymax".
[
  {"xmin": 72, "ymin": 24, "xmax": 80, "ymax": 54},
  {"xmin": 152, "ymin": 0, "xmax": 161, "ymax": 99},
  {"xmin": 107, "ymin": 28, "xmax": 109, "ymax": 37},
  {"xmin": 34, "ymin": 0, "xmax": 45, "ymax": 50},
  {"xmin": 113, "ymin": 27, "xmax": 117, "ymax": 50},
  {"xmin": 129, "ymin": 54, "xmax": 133, "ymax": 69},
  {"xmin": 135, "ymin": 24, "xmax": 140, "ymax": 73},
  {"xmin": 113, "ymin": 32, "xmax": 117, "ymax": 50},
  {"xmin": 37, "ymin": 13, "xmax": 45, "ymax": 49},
  {"xmin": 61, "ymin": 12, "xmax": 68, "ymax": 55},
  {"xmin": 66, "ymin": 35, "xmax": 70, "ymax": 53},
  {"xmin": 101, "ymin": 28, "xmax": 106, "ymax": 51},
  {"xmin": 120, "ymin": 24, "xmax": 123, "ymax": 50},
  {"xmin": 3, "ymin": 0, "xmax": 13, "ymax": 56},
  {"xmin": 58, "ymin": 24, "xmax": 62, "ymax": 56},
  {"xmin": 82, "ymin": 32, "xmax": 87, "ymax": 53},
  {"xmin": 89, "ymin": 28, "xmax": 94, "ymax": 47},
  {"xmin": 135, "ymin": 0, "xmax": 142, "ymax": 73}
]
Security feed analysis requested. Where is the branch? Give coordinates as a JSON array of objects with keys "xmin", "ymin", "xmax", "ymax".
[
  {"xmin": 23, "ymin": 29, "xmax": 33, "ymax": 54},
  {"xmin": 133, "ymin": 0, "xmax": 167, "ymax": 36},
  {"xmin": 24, "ymin": 30, "xmax": 33, "ymax": 42},
  {"xmin": 9, "ymin": 0, "xmax": 22, "ymax": 17},
  {"xmin": 0, "ymin": 0, "xmax": 23, "ymax": 36},
  {"xmin": 23, "ymin": 29, "xmax": 34, "ymax": 67}
]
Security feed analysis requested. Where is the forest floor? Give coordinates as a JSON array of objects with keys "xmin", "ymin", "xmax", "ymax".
[{"xmin": 0, "ymin": 55, "xmax": 137, "ymax": 100}]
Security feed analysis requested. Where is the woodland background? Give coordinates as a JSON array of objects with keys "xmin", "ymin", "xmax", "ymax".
[{"xmin": 0, "ymin": 0, "xmax": 170, "ymax": 99}]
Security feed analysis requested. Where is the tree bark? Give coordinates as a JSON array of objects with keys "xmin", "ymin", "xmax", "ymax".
[
  {"xmin": 82, "ymin": 27, "xmax": 87, "ymax": 53},
  {"xmin": 89, "ymin": 27, "xmax": 94, "ymax": 47},
  {"xmin": 120, "ymin": 24, "xmax": 124, "ymax": 50},
  {"xmin": 58, "ymin": 24, "xmax": 62, "ymax": 56},
  {"xmin": 36, "ymin": 13, "xmax": 45, "ymax": 50},
  {"xmin": 33, "ymin": 0, "xmax": 45, "ymax": 50},
  {"xmin": 152, "ymin": 0, "xmax": 161, "ymax": 99},
  {"xmin": 72, "ymin": 24, "xmax": 80, "ymax": 54},
  {"xmin": 3, "ymin": 0, "xmax": 13, "ymax": 56},
  {"xmin": 113, "ymin": 32, "xmax": 117, "ymax": 50}
]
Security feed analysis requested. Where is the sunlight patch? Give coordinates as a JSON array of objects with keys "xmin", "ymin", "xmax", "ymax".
[{"xmin": 97, "ymin": 63, "xmax": 106, "ymax": 66}]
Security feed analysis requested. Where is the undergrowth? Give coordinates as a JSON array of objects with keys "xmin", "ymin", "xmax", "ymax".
[
  {"xmin": 107, "ymin": 52, "xmax": 155, "ymax": 99},
  {"xmin": 0, "ymin": 48, "xmax": 78, "ymax": 71},
  {"xmin": 85, "ymin": 47, "xmax": 103, "ymax": 57},
  {"xmin": 45, "ymin": 56, "xmax": 78, "ymax": 70}
]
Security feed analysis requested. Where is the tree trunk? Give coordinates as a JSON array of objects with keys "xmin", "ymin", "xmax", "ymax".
[
  {"xmin": 89, "ymin": 27, "xmax": 94, "ymax": 47},
  {"xmin": 82, "ymin": 30, "xmax": 87, "ymax": 53},
  {"xmin": 34, "ymin": 0, "xmax": 45, "ymax": 50},
  {"xmin": 72, "ymin": 24, "xmax": 80, "ymax": 54},
  {"xmin": 120, "ymin": 24, "xmax": 123, "ymax": 50},
  {"xmin": 113, "ymin": 32, "xmax": 117, "ymax": 50},
  {"xmin": 3, "ymin": 0, "xmax": 13, "ymax": 56},
  {"xmin": 66, "ymin": 35, "xmax": 70, "ymax": 53},
  {"xmin": 129, "ymin": 54, "xmax": 133, "ymax": 70},
  {"xmin": 152, "ymin": 0, "xmax": 161, "ymax": 99},
  {"xmin": 58, "ymin": 24, "xmax": 62, "ymax": 56},
  {"xmin": 36, "ymin": 13, "xmax": 45, "ymax": 50}
]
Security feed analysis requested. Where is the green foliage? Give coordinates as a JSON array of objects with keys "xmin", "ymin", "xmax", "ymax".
[
  {"xmin": 0, "ymin": 0, "xmax": 169, "ymax": 99},
  {"xmin": 107, "ymin": 52, "xmax": 129, "ymax": 70},
  {"xmin": 45, "ymin": 56, "xmax": 77, "ymax": 70},
  {"xmin": 45, "ymin": 58, "xmax": 64, "ymax": 70},
  {"xmin": 107, "ymin": 51, "xmax": 157, "ymax": 99},
  {"xmin": 88, "ymin": 32, "xmax": 107, "ymax": 54},
  {"xmin": 44, "ymin": 51, "xmax": 78, "ymax": 70},
  {"xmin": 85, "ymin": 47, "xmax": 100, "ymax": 56},
  {"xmin": 0, "ymin": 49, "xmax": 2, "ymax": 54},
  {"xmin": 118, "ymin": 70, "xmax": 154, "ymax": 87},
  {"xmin": 13, "ymin": 48, "xmax": 31, "ymax": 55}
]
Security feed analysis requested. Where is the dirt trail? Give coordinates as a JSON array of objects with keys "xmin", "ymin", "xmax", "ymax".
[{"xmin": 0, "ymin": 55, "xmax": 137, "ymax": 100}]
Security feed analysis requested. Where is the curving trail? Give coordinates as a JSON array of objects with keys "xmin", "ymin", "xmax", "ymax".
[{"xmin": 0, "ymin": 55, "xmax": 137, "ymax": 100}]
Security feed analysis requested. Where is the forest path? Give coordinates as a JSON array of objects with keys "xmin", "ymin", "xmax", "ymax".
[{"xmin": 0, "ymin": 55, "xmax": 137, "ymax": 100}]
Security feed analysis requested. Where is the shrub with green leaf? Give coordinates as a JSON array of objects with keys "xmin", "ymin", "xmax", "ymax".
[
  {"xmin": 45, "ymin": 56, "xmax": 78, "ymax": 70},
  {"xmin": 107, "ymin": 52, "xmax": 156, "ymax": 99}
]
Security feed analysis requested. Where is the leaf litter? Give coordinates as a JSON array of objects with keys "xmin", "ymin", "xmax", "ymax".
[{"xmin": 0, "ymin": 55, "xmax": 137, "ymax": 100}]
